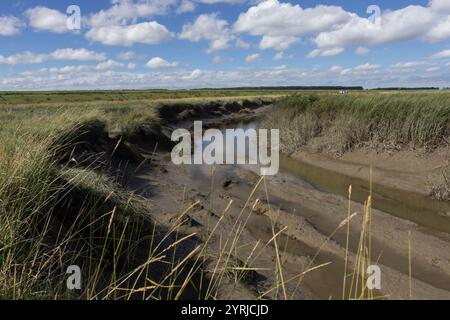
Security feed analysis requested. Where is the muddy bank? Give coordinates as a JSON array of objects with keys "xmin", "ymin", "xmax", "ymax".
[
  {"xmin": 291, "ymin": 148, "xmax": 449, "ymax": 199},
  {"xmin": 123, "ymin": 151, "xmax": 450, "ymax": 299},
  {"xmin": 280, "ymin": 151, "xmax": 450, "ymax": 235},
  {"xmin": 158, "ymin": 98, "xmax": 274, "ymax": 125},
  {"xmin": 62, "ymin": 100, "xmax": 450, "ymax": 300}
]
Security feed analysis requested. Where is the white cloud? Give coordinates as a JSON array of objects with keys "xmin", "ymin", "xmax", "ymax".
[
  {"xmin": 426, "ymin": 66, "xmax": 440, "ymax": 72},
  {"xmin": 0, "ymin": 52, "xmax": 47, "ymax": 65},
  {"xmin": 430, "ymin": 0, "xmax": 450, "ymax": 12},
  {"xmin": 259, "ymin": 35, "xmax": 298, "ymax": 51},
  {"xmin": 86, "ymin": 22, "xmax": 173, "ymax": 46},
  {"xmin": 431, "ymin": 49, "xmax": 450, "ymax": 59},
  {"xmin": 25, "ymin": 7, "xmax": 68, "ymax": 33},
  {"xmin": 50, "ymin": 48, "xmax": 106, "ymax": 61},
  {"xmin": 425, "ymin": 15, "xmax": 450, "ymax": 43},
  {"xmin": 307, "ymin": 47, "xmax": 344, "ymax": 58},
  {"xmin": 0, "ymin": 48, "xmax": 106, "ymax": 65},
  {"xmin": 0, "ymin": 16, "xmax": 23, "ymax": 36},
  {"xmin": 41, "ymin": 65, "xmax": 92, "ymax": 74},
  {"xmin": 355, "ymin": 47, "xmax": 370, "ymax": 56},
  {"xmin": 117, "ymin": 51, "xmax": 135, "ymax": 60},
  {"xmin": 183, "ymin": 69, "xmax": 203, "ymax": 80},
  {"xmin": 88, "ymin": 0, "xmax": 175, "ymax": 28},
  {"xmin": 179, "ymin": 13, "xmax": 233, "ymax": 52},
  {"xmin": 177, "ymin": 0, "xmax": 196, "ymax": 14},
  {"xmin": 330, "ymin": 65, "xmax": 343, "ymax": 72},
  {"xmin": 96, "ymin": 59, "xmax": 124, "ymax": 70},
  {"xmin": 234, "ymin": 0, "xmax": 352, "ymax": 50},
  {"xmin": 212, "ymin": 56, "xmax": 223, "ymax": 64},
  {"xmin": 236, "ymin": 38, "xmax": 250, "ymax": 49},
  {"xmin": 392, "ymin": 61, "xmax": 426, "ymax": 68},
  {"xmin": 246, "ymin": 53, "xmax": 261, "ymax": 63},
  {"xmin": 146, "ymin": 57, "xmax": 178, "ymax": 68},
  {"xmin": 354, "ymin": 63, "xmax": 381, "ymax": 71},
  {"xmin": 127, "ymin": 62, "xmax": 137, "ymax": 69},
  {"xmin": 314, "ymin": 3, "xmax": 450, "ymax": 49},
  {"xmin": 197, "ymin": 0, "xmax": 246, "ymax": 3},
  {"xmin": 229, "ymin": 1, "xmax": 450, "ymax": 53},
  {"xmin": 273, "ymin": 52, "xmax": 284, "ymax": 61}
]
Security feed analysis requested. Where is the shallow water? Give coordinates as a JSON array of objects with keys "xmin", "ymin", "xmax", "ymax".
[
  {"xmin": 194, "ymin": 120, "xmax": 450, "ymax": 235},
  {"xmin": 185, "ymin": 119, "xmax": 450, "ymax": 297},
  {"xmin": 280, "ymin": 155, "xmax": 450, "ymax": 234}
]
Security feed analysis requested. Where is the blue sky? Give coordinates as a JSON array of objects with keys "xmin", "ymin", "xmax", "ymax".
[{"xmin": 0, "ymin": 0, "xmax": 449, "ymax": 90}]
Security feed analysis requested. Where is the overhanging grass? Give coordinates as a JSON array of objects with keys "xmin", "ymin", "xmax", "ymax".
[{"xmin": 263, "ymin": 93, "xmax": 450, "ymax": 155}]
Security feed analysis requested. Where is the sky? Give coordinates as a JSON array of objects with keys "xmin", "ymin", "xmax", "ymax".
[{"xmin": 0, "ymin": 0, "xmax": 450, "ymax": 90}]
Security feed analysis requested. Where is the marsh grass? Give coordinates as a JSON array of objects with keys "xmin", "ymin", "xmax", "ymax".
[
  {"xmin": 430, "ymin": 165, "xmax": 450, "ymax": 200},
  {"xmin": 263, "ymin": 93, "xmax": 450, "ymax": 155}
]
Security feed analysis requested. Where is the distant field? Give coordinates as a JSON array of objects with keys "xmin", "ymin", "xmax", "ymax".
[
  {"xmin": 0, "ymin": 88, "xmax": 446, "ymax": 106},
  {"xmin": 0, "ymin": 89, "xmax": 295, "ymax": 106}
]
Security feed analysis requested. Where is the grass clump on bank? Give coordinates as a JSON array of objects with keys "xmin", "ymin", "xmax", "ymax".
[
  {"xmin": 430, "ymin": 165, "xmax": 450, "ymax": 201},
  {"xmin": 263, "ymin": 93, "xmax": 450, "ymax": 155},
  {"xmin": 0, "ymin": 97, "xmax": 279, "ymax": 299},
  {"xmin": 0, "ymin": 102, "xmax": 210, "ymax": 299},
  {"xmin": 0, "ymin": 117, "xmax": 202, "ymax": 299}
]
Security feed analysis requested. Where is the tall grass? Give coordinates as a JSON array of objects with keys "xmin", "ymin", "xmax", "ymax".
[{"xmin": 263, "ymin": 93, "xmax": 450, "ymax": 155}]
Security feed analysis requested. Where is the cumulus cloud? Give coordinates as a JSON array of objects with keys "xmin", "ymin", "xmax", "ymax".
[
  {"xmin": 259, "ymin": 35, "xmax": 298, "ymax": 51},
  {"xmin": 212, "ymin": 56, "xmax": 223, "ymax": 64},
  {"xmin": 50, "ymin": 48, "xmax": 106, "ymax": 61},
  {"xmin": 177, "ymin": 0, "xmax": 196, "ymax": 14},
  {"xmin": 183, "ymin": 69, "xmax": 203, "ymax": 80},
  {"xmin": 236, "ymin": 38, "xmax": 250, "ymax": 49},
  {"xmin": 117, "ymin": 51, "xmax": 135, "ymax": 60},
  {"xmin": 355, "ymin": 47, "xmax": 370, "ymax": 56},
  {"xmin": 329, "ymin": 65, "xmax": 343, "ymax": 73},
  {"xmin": 431, "ymin": 49, "xmax": 450, "ymax": 59},
  {"xmin": 198, "ymin": 0, "xmax": 246, "ymax": 3},
  {"xmin": 234, "ymin": 0, "xmax": 352, "ymax": 50},
  {"xmin": 86, "ymin": 21, "xmax": 173, "ymax": 46},
  {"xmin": 392, "ymin": 61, "xmax": 427, "ymax": 68},
  {"xmin": 246, "ymin": 53, "xmax": 261, "ymax": 63},
  {"xmin": 0, "ymin": 48, "xmax": 106, "ymax": 65},
  {"xmin": 179, "ymin": 13, "xmax": 233, "ymax": 52},
  {"xmin": 307, "ymin": 47, "xmax": 344, "ymax": 58},
  {"xmin": 0, "ymin": 16, "xmax": 23, "ymax": 36},
  {"xmin": 231, "ymin": 0, "xmax": 450, "ymax": 52},
  {"xmin": 426, "ymin": 66, "xmax": 440, "ymax": 72},
  {"xmin": 87, "ymin": 0, "xmax": 176, "ymax": 28},
  {"xmin": 430, "ymin": 0, "xmax": 450, "ymax": 12},
  {"xmin": 25, "ymin": 7, "xmax": 69, "ymax": 33},
  {"xmin": 41, "ymin": 65, "xmax": 92, "ymax": 74},
  {"xmin": 354, "ymin": 63, "xmax": 381, "ymax": 71},
  {"xmin": 314, "ymin": 3, "xmax": 450, "ymax": 49},
  {"xmin": 273, "ymin": 52, "xmax": 284, "ymax": 61},
  {"xmin": 0, "ymin": 52, "xmax": 48, "ymax": 65},
  {"xmin": 96, "ymin": 59, "xmax": 124, "ymax": 70},
  {"xmin": 146, "ymin": 57, "xmax": 178, "ymax": 68}
]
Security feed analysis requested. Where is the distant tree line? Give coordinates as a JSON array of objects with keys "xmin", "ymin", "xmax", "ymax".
[
  {"xmin": 193, "ymin": 86, "xmax": 365, "ymax": 91},
  {"xmin": 371, "ymin": 87, "xmax": 440, "ymax": 91}
]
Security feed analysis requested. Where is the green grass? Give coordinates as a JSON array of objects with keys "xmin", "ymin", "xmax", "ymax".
[
  {"xmin": 263, "ymin": 92, "xmax": 450, "ymax": 155},
  {"xmin": 0, "ymin": 93, "xmax": 284, "ymax": 299},
  {"xmin": 0, "ymin": 89, "xmax": 290, "ymax": 106}
]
